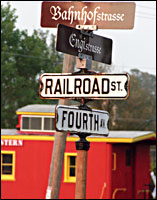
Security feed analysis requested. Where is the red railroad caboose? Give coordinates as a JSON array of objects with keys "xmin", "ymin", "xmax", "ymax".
[{"xmin": 1, "ymin": 104, "xmax": 156, "ymax": 199}]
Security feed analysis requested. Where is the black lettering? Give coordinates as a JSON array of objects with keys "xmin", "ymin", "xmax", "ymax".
[
  {"xmin": 68, "ymin": 111, "xmax": 74, "ymax": 128},
  {"xmin": 92, "ymin": 78, "xmax": 100, "ymax": 94},
  {"xmin": 102, "ymin": 78, "xmax": 109, "ymax": 94},
  {"xmin": 62, "ymin": 111, "xmax": 67, "ymax": 127},
  {"xmin": 54, "ymin": 79, "xmax": 62, "ymax": 94},
  {"xmin": 100, "ymin": 120, "xmax": 102, "ymax": 127},
  {"xmin": 94, "ymin": 114, "xmax": 99, "ymax": 131},
  {"xmin": 117, "ymin": 81, "xmax": 121, "ymax": 91},
  {"xmin": 76, "ymin": 112, "xmax": 81, "ymax": 129},
  {"xmin": 45, "ymin": 79, "xmax": 53, "ymax": 94},
  {"xmin": 74, "ymin": 78, "xmax": 82, "ymax": 94},
  {"xmin": 111, "ymin": 81, "xmax": 116, "ymax": 91},
  {"xmin": 100, "ymin": 119, "xmax": 105, "ymax": 128},
  {"xmin": 67, "ymin": 79, "xmax": 73, "ymax": 94},
  {"xmin": 83, "ymin": 78, "xmax": 91, "ymax": 94},
  {"xmin": 63, "ymin": 79, "xmax": 66, "ymax": 94},
  {"xmin": 83, "ymin": 113, "xmax": 88, "ymax": 130},
  {"xmin": 89, "ymin": 114, "xmax": 93, "ymax": 130}
]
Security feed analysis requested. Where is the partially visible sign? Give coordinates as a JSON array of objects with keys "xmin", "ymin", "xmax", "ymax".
[
  {"xmin": 39, "ymin": 73, "xmax": 129, "ymax": 99},
  {"xmin": 56, "ymin": 24, "xmax": 112, "ymax": 64},
  {"xmin": 41, "ymin": 2, "xmax": 136, "ymax": 29},
  {"xmin": 55, "ymin": 105, "xmax": 109, "ymax": 136}
]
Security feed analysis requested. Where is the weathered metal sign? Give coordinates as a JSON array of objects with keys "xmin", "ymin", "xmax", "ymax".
[
  {"xmin": 39, "ymin": 73, "xmax": 129, "ymax": 99},
  {"xmin": 55, "ymin": 105, "xmax": 109, "ymax": 136},
  {"xmin": 56, "ymin": 24, "xmax": 112, "ymax": 64},
  {"xmin": 41, "ymin": 1, "xmax": 136, "ymax": 29}
]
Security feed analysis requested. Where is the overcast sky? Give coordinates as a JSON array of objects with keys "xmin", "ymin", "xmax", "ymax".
[{"xmin": 1, "ymin": 1, "xmax": 156, "ymax": 76}]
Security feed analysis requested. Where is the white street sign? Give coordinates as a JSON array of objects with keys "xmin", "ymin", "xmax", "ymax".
[
  {"xmin": 39, "ymin": 73, "xmax": 129, "ymax": 99},
  {"xmin": 55, "ymin": 105, "xmax": 109, "ymax": 136}
]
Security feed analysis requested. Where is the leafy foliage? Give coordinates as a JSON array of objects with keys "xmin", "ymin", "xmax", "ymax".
[
  {"xmin": 1, "ymin": 3, "xmax": 63, "ymax": 128},
  {"xmin": 99, "ymin": 69, "xmax": 156, "ymax": 131}
]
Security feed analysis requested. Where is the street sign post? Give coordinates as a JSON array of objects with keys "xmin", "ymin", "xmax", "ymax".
[
  {"xmin": 41, "ymin": 1, "xmax": 136, "ymax": 29},
  {"xmin": 56, "ymin": 24, "xmax": 112, "ymax": 64},
  {"xmin": 40, "ymin": 2, "xmax": 134, "ymax": 199},
  {"xmin": 55, "ymin": 105, "xmax": 109, "ymax": 136},
  {"xmin": 39, "ymin": 73, "xmax": 129, "ymax": 99}
]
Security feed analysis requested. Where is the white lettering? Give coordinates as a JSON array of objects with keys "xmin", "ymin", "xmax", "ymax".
[
  {"xmin": 4, "ymin": 140, "xmax": 8, "ymax": 145},
  {"xmin": 68, "ymin": 6, "xmax": 74, "ymax": 24},
  {"xmin": 69, "ymin": 33, "xmax": 101, "ymax": 54},
  {"xmin": 62, "ymin": 10, "xmax": 68, "ymax": 20},
  {"xmin": 12, "ymin": 140, "xmax": 18, "ymax": 146},
  {"xmin": 97, "ymin": 13, "xmax": 102, "ymax": 21},
  {"xmin": 82, "ymin": 6, "xmax": 88, "ymax": 24},
  {"xmin": 50, "ymin": 6, "xmax": 61, "ymax": 20},
  {"xmin": 1, "ymin": 139, "xmax": 23, "ymax": 146},
  {"xmin": 74, "ymin": 10, "xmax": 81, "ymax": 21},
  {"xmin": 1, "ymin": 140, "xmax": 4, "ymax": 146},
  {"xmin": 87, "ymin": 11, "xmax": 93, "ymax": 21},
  {"xmin": 18, "ymin": 140, "xmax": 23, "ymax": 146},
  {"xmin": 93, "ymin": 7, "xmax": 100, "ymax": 24},
  {"xmin": 49, "ymin": 6, "xmax": 125, "ymax": 25},
  {"xmin": 9, "ymin": 140, "xmax": 13, "ymax": 146},
  {"xmin": 69, "ymin": 33, "xmax": 76, "ymax": 48}
]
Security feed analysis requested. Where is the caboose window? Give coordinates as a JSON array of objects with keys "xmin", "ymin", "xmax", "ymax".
[
  {"xmin": 69, "ymin": 156, "xmax": 76, "ymax": 176},
  {"xmin": 31, "ymin": 117, "xmax": 41, "ymax": 130},
  {"xmin": 44, "ymin": 117, "xmax": 55, "ymax": 130},
  {"xmin": 64, "ymin": 153, "xmax": 77, "ymax": 183},
  {"xmin": 21, "ymin": 115, "xmax": 55, "ymax": 132},
  {"xmin": 22, "ymin": 117, "xmax": 41, "ymax": 130},
  {"xmin": 1, "ymin": 151, "xmax": 15, "ymax": 181},
  {"xmin": 22, "ymin": 117, "xmax": 29, "ymax": 129}
]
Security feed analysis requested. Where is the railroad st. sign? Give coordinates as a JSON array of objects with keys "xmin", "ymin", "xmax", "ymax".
[
  {"xmin": 39, "ymin": 73, "xmax": 129, "ymax": 99},
  {"xmin": 41, "ymin": 1, "xmax": 136, "ymax": 29},
  {"xmin": 56, "ymin": 24, "xmax": 112, "ymax": 64},
  {"xmin": 55, "ymin": 105, "xmax": 109, "ymax": 136}
]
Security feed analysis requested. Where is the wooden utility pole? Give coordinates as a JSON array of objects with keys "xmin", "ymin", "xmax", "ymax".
[
  {"xmin": 46, "ymin": 54, "xmax": 75, "ymax": 199},
  {"xmin": 75, "ymin": 135, "xmax": 90, "ymax": 199}
]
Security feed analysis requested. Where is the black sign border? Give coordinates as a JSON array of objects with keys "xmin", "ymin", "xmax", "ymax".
[
  {"xmin": 39, "ymin": 73, "xmax": 130, "ymax": 100},
  {"xmin": 55, "ymin": 105, "xmax": 109, "ymax": 136}
]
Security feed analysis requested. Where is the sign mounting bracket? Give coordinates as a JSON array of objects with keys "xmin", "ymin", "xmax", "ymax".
[
  {"xmin": 76, "ymin": 53, "xmax": 92, "ymax": 69},
  {"xmin": 75, "ymin": 24, "xmax": 98, "ymax": 70},
  {"xmin": 76, "ymin": 25, "xmax": 98, "ymax": 31},
  {"xmin": 78, "ymin": 103, "xmax": 92, "ymax": 112},
  {"xmin": 81, "ymin": 29, "xmax": 93, "ymax": 37}
]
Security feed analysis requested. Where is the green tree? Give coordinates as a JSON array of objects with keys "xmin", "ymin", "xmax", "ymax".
[
  {"xmin": 102, "ymin": 69, "xmax": 156, "ymax": 131},
  {"xmin": 1, "ymin": 3, "xmax": 63, "ymax": 128}
]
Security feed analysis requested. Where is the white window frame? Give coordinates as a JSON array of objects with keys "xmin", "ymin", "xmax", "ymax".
[{"xmin": 21, "ymin": 115, "xmax": 56, "ymax": 132}]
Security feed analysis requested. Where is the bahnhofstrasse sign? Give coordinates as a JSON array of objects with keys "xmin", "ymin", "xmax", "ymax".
[{"xmin": 41, "ymin": 2, "xmax": 136, "ymax": 29}]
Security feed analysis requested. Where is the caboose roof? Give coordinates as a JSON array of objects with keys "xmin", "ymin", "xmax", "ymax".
[
  {"xmin": 16, "ymin": 104, "xmax": 56, "ymax": 115},
  {"xmin": 1, "ymin": 129, "xmax": 156, "ymax": 143}
]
